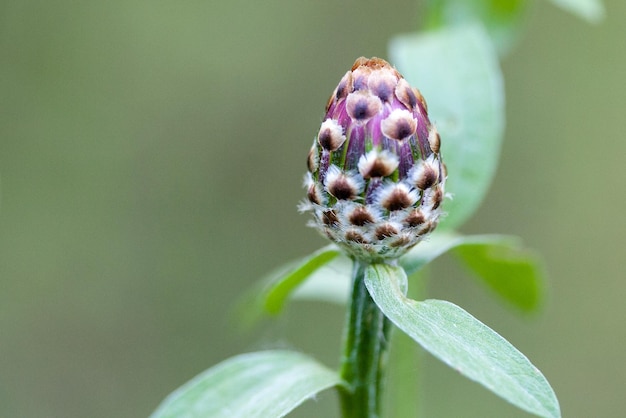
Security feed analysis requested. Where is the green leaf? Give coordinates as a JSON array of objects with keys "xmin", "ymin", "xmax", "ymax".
[
  {"xmin": 454, "ymin": 239, "xmax": 544, "ymax": 312},
  {"xmin": 290, "ymin": 233, "xmax": 543, "ymax": 309},
  {"xmin": 292, "ymin": 254, "xmax": 353, "ymax": 304},
  {"xmin": 399, "ymin": 233, "xmax": 502, "ymax": 275},
  {"xmin": 389, "ymin": 24, "xmax": 504, "ymax": 231},
  {"xmin": 263, "ymin": 245, "xmax": 341, "ymax": 314},
  {"xmin": 400, "ymin": 233, "xmax": 543, "ymax": 312},
  {"xmin": 364, "ymin": 264, "xmax": 561, "ymax": 418},
  {"xmin": 549, "ymin": 0, "xmax": 605, "ymax": 23},
  {"xmin": 150, "ymin": 350, "xmax": 342, "ymax": 418},
  {"xmin": 290, "ymin": 233, "xmax": 511, "ymax": 306},
  {"xmin": 423, "ymin": 0, "xmax": 528, "ymax": 54},
  {"xmin": 238, "ymin": 246, "xmax": 344, "ymax": 326}
]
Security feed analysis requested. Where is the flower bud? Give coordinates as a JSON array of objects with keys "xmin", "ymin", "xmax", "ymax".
[{"xmin": 301, "ymin": 57, "xmax": 445, "ymax": 261}]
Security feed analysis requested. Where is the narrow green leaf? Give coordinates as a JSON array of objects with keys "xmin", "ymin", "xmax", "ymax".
[
  {"xmin": 454, "ymin": 240, "xmax": 544, "ymax": 311},
  {"xmin": 390, "ymin": 24, "xmax": 504, "ymax": 231},
  {"xmin": 400, "ymin": 233, "xmax": 543, "ymax": 311},
  {"xmin": 292, "ymin": 254, "xmax": 353, "ymax": 304},
  {"xmin": 289, "ymin": 233, "xmax": 541, "ymax": 308},
  {"xmin": 549, "ymin": 0, "xmax": 605, "ymax": 23},
  {"xmin": 290, "ymin": 233, "xmax": 511, "ymax": 306},
  {"xmin": 263, "ymin": 245, "xmax": 341, "ymax": 314},
  {"xmin": 150, "ymin": 350, "xmax": 342, "ymax": 418},
  {"xmin": 364, "ymin": 264, "xmax": 561, "ymax": 418},
  {"xmin": 400, "ymin": 233, "xmax": 511, "ymax": 276},
  {"xmin": 423, "ymin": 0, "xmax": 528, "ymax": 54},
  {"xmin": 238, "ymin": 246, "xmax": 344, "ymax": 326},
  {"xmin": 284, "ymin": 232, "xmax": 543, "ymax": 313}
]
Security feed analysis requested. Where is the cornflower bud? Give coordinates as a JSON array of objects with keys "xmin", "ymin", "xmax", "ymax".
[{"xmin": 301, "ymin": 57, "xmax": 446, "ymax": 262}]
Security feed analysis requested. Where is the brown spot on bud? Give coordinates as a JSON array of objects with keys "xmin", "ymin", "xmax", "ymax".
[
  {"xmin": 307, "ymin": 184, "xmax": 321, "ymax": 205},
  {"xmin": 416, "ymin": 165, "xmax": 438, "ymax": 190},
  {"xmin": 380, "ymin": 186, "xmax": 415, "ymax": 211},
  {"xmin": 358, "ymin": 150, "xmax": 399, "ymax": 179},
  {"xmin": 390, "ymin": 235, "xmax": 410, "ymax": 247},
  {"xmin": 307, "ymin": 146, "xmax": 318, "ymax": 173},
  {"xmin": 325, "ymin": 93, "xmax": 334, "ymax": 113},
  {"xmin": 317, "ymin": 119, "xmax": 346, "ymax": 151},
  {"xmin": 336, "ymin": 71, "xmax": 353, "ymax": 100},
  {"xmin": 429, "ymin": 187, "xmax": 443, "ymax": 210},
  {"xmin": 345, "ymin": 230, "xmax": 368, "ymax": 244},
  {"xmin": 346, "ymin": 91, "xmax": 382, "ymax": 124},
  {"xmin": 428, "ymin": 126, "xmax": 440, "ymax": 154},
  {"xmin": 328, "ymin": 177, "xmax": 358, "ymax": 200},
  {"xmin": 375, "ymin": 223, "xmax": 398, "ymax": 240},
  {"xmin": 418, "ymin": 221, "xmax": 436, "ymax": 234},
  {"xmin": 367, "ymin": 70, "xmax": 397, "ymax": 103},
  {"xmin": 381, "ymin": 109, "xmax": 417, "ymax": 141},
  {"xmin": 322, "ymin": 210, "xmax": 338, "ymax": 226},
  {"xmin": 326, "ymin": 71, "xmax": 354, "ymax": 112},
  {"xmin": 411, "ymin": 158, "xmax": 440, "ymax": 190},
  {"xmin": 413, "ymin": 87, "xmax": 428, "ymax": 112},
  {"xmin": 325, "ymin": 167, "xmax": 363, "ymax": 200},
  {"xmin": 362, "ymin": 160, "xmax": 394, "ymax": 178},
  {"xmin": 349, "ymin": 206, "xmax": 375, "ymax": 226},
  {"xmin": 395, "ymin": 78, "xmax": 417, "ymax": 110},
  {"xmin": 405, "ymin": 209, "xmax": 425, "ymax": 227}
]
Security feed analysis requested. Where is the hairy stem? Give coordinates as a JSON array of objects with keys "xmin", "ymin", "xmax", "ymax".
[{"xmin": 338, "ymin": 260, "xmax": 391, "ymax": 418}]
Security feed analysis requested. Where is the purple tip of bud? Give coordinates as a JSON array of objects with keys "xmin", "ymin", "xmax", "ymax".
[{"xmin": 301, "ymin": 57, "xmax": 446, "ymax": 261}]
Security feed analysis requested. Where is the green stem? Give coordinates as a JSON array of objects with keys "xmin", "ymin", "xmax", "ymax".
[{"xmin": 338, "ymin": 260, "xmax": 391, "ymax": 418}]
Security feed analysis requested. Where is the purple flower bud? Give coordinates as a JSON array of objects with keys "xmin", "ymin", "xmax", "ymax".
[{"xmin": 300, "ymin": 57, "xmax": 446, "ymax": 261}]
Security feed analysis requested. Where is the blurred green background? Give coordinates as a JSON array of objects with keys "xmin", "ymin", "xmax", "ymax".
[{"xmin": 1, "ymin": 1, "xmax": 624, "ymax": 417}]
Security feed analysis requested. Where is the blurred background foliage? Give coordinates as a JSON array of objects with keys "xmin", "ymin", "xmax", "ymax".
[{"xmin": 0, "ymin": 0, "xmax": 623, "ymax": 417}]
